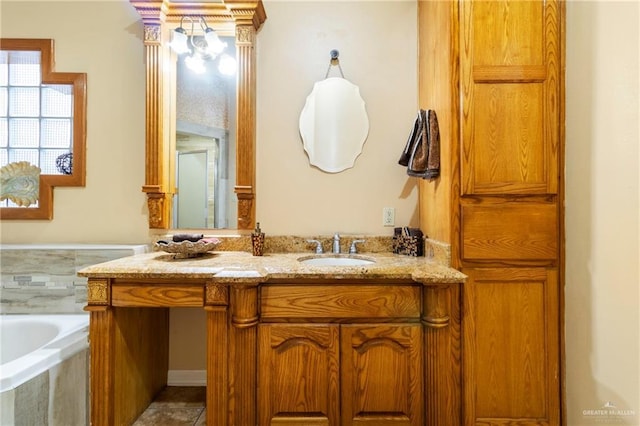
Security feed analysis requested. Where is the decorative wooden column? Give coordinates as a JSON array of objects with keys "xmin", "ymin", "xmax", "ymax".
[
  {"xmin": 229, "ymin": 282, "xmax": 260, "ymax": 424},
  {"xmin": 139, "ymin": 13, "xmax": 171, "ymax": 229},
  {"xmin": 233, "ymin": 24, "xmax": 257, "ymax": 230},
  {"xmin": 422, "ymin": 283, "xmax": 462, "ymax": 426},
  {"xmin": 227, "ymin": 0, "xmax": 265, "ymax": 230},
  {"xmin": 85, "ymin": 279, "xmax": 114, "ymax": 426},
  {"xmin": 205, "ymin": 283, "xmax": 230, "ymax": 426}
]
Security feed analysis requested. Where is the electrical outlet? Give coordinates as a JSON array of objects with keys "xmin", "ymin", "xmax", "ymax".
[{"xmin": 383, "ymin": 207, "xmax": 395, "ymax": 227}]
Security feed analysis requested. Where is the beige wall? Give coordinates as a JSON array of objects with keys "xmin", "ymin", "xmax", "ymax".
[
  {"xmin": 1, "ymin": 1, "xmax": 639, "ymax": 420},
  {"xmin": 565, "ymin": 1, "xmax": 639, "ymax": 424},
  {"xmin": 0, "ymin": 0, "xmax": 419, "ymax": 242},
  {"xmin": 256, "ymin": 0, "xmax": 419, "ymax": 235},
  {"xmin": 0, "ymin": 1, "xmax": 149, "ymax": 244}
]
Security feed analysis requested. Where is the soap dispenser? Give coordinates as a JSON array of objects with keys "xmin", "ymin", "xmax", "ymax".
[{"xmin": 251, "ymin": 222, "xmax": 265, "ymax": 256}]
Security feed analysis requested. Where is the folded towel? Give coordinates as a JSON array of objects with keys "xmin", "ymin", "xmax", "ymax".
[
  {"xmin": 398, "ymin": 109, "xmax": 440, "ymax": 179},
  {"xmin": 172, "ymin": 233, "xmax": 204, "ymax": 242}
]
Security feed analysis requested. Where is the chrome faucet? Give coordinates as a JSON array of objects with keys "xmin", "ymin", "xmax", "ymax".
[
  {"xmin": 332, "ymin": 233, "xmax": 341, "ymax": 254},
  {"xmin": 307, "ymin": 239, "xmax": 324, "ymax": 254},
  {"xmin": 349, "ymin": 239, "xmax": 365, "ymax": 254}
]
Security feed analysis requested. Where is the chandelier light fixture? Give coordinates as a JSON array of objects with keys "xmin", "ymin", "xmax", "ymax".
[{"xmin": 169, "ymin": 16, "xmax": 236, "ymax": 75}]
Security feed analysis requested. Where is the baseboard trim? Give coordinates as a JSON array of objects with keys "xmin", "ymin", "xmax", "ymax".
[{"xmin": 167, "ymin": 370, "xmax": 206, "ymax": 386}]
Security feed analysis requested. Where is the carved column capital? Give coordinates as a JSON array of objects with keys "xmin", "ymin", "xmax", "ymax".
[
  {"xmin": 87, "ymin": 278, "xmax": 110, "ymax": 305},
  {"xmin": 143, "ymin": 24, "xmax": 162, "ymax": 44},
  {"xmin": 235, "ymin": 25, "xmax": 256, "ymax": 45},
  {"xmin": 206, "ymin": 283, "xmax": 229, "ymax": 306}
]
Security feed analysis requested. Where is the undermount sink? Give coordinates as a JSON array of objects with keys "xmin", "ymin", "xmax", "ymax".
[{"xmin": 297, "ymin": 255, "xmax": 376, "ymax": 266}]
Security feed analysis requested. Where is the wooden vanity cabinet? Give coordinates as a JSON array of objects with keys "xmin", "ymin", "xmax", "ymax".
[
  {"xmin": 258, "ymin": 282, "xmax": 424, "ymax": 426},
  {"xmin": 86, "ymin": 275, "xmax": 462, "ymax": 426}
]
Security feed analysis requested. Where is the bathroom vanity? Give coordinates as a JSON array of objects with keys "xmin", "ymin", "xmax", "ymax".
[{"xmin": 81, "ymin": 250, "xmax": 465, "ymax": 426}]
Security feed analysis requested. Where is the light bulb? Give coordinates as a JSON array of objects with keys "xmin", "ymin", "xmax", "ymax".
[
  {"xmin": 204, "ymin": 29, "xmax": 226, "ymax": 57},
  {"xmin": 218, "ymin": 53, "xmax": 237, "ymax": 76},
  {"xmin": 169, "ymin": 28, "xmax": 189, "ymax": 55},
  {"xmin": 185, "ymin": 53, "xmax": 206, "ymax": 74}
]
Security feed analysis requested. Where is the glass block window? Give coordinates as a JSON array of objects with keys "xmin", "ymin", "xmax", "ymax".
[
  {"xmin": 0, "ymin": 49, "xmax": 75, "ymax": 208},
  {"xmin": 0, "ymin": 39, "xmax": 86, "ymax": 219}
]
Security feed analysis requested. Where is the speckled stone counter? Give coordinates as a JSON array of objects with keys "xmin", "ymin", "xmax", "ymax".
[{"xmin": 78, "ymin": 250, "xmax": 465, "ymax": 283}]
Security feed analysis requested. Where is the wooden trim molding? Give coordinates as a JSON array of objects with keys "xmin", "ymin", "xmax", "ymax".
[{"xmin": 0, "ymin": 38, "xmax": 87, "ymax": 220}]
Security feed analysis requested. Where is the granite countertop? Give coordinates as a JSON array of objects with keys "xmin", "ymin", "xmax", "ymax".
[{"xmin": 78, "ymin": 250, "xmax": 466, "ymax": 284}]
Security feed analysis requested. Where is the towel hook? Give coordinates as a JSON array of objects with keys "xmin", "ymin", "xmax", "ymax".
[{"xmin": 325, "ymin": 49, "xmax": 345, "ymax": 79}]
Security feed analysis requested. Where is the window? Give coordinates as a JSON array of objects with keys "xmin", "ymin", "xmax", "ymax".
[{"xmin": 0, "ymin": 39, "xmax": 86, "ymax": 220}]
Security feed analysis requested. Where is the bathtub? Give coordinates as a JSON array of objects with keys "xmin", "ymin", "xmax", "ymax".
[{"xmin": 0, "ymin": 314, "xmax": 90, "ymax": 425}]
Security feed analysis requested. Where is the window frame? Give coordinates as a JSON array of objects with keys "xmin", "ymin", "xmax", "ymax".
[{"xmin": 0, "ymin": 38, "xmax": 86, "ymax": 220}]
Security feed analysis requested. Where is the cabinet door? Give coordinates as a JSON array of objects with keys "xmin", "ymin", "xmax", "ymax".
[
  {"xmin": 258, "ymin": 324, "xmax": 340, "ymax": 426},
  {"xmin": 460, "ymin": 0, "xmax": 560, "ymax": 195},
  {"xmin": 341, "ymin": 324, "xmax": 423, "ymax": 426},
  {"xmin": 462, "ymin": 268, "xmax": 560, "ymax": 425}
]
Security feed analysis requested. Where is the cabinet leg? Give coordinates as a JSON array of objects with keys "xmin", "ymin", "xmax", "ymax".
[
  {"xmin": 207, "ymin": 307, "xmax": 229, "ymax": 426},
  {"xmin": 88, "ymin": 307, "xmax": 115, "ymax": 426}
]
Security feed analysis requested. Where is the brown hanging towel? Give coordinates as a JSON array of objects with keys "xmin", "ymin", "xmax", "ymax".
[
  {"xmin": 398, "ymin": 109, "xmax": 425, "ymax": 167},
  {"xmin": 398, "ymin": 109, "xmax": 440, "ymax": 179}
]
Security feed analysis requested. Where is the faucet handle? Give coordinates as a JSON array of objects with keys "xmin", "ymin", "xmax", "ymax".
[
  {"xmin": 307, "ymin": 239, "xmax": 324, "ymax": 254},
  {"xmin": 349, "ymin": 240, "xmax": 366, "ymax": 254}
]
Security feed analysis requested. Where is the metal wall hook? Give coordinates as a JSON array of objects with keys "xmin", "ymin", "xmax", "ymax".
[{"xmin": 325, "ymin": 49, "xmax": 345, "ymax": 79}]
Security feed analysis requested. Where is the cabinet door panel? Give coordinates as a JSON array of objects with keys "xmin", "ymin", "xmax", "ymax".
[
  {"xmin": 341, "ymin": 324, "xmax": 423, "ymax": 426},
  {"xmin": 463, "ymin": 268, "xmax": 560, "ymax": 425},
  {"xmin": 472, "ymin": 0, "xmax": 544, "ymax": 66},
  {"xmin": 258, "ymin": 324, "xmax": 339, "ymax": 426},
  {"xmin": 461, "ymin": 201, "xmax": 558, "ymax": 261},
  {"xmin": 460, "ymin": 0, "xmax": 560, "ymax": 195}
]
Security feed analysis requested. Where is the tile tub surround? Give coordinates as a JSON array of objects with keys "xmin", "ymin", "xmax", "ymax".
[
  {"xmin": 0, "ymin": 349, "xmax": 89, "ymax": 426},
  {"xmin": 0, "ymin": 244, "xmax": 149, "ymax": 314}
]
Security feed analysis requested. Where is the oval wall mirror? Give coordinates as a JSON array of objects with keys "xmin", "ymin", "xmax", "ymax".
[{"xmin": 299, "ymin": 77, "xmax": 369, "ymax": 173}]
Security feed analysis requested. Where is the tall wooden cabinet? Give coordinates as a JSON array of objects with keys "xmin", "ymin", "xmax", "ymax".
[{"xmin": 418, "ymin": 1, "xmax": 564, "ymax": 425}]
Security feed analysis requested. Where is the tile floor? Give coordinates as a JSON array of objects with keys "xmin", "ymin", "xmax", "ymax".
[{"xmin": 133, "ymin": 386, "xmax": 206, "ymax": 425}]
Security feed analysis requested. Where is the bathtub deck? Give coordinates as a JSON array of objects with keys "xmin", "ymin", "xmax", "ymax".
[{"xmin": 133, "ymin": 386, "xmax": 206, "ymax": 425}]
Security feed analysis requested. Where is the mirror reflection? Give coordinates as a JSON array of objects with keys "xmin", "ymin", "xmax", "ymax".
[{"xmin": 173, "ymin": 36, "xmax": 237, "ymax": 229}]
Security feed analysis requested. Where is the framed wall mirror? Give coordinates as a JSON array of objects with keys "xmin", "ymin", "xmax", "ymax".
[{"xmin": 129, "ymin": 0, "xmax": 266, "ymax": 230}]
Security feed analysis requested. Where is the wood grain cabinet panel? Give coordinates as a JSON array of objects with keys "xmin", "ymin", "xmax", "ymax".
[
  {"xmin": 471, "ymin": 0, "xmax": 544, "ymax": 67},
  {"xmin": 258, "ymin": 323, "xmax": 423, "ymax": 426},
  {"xmin": 461, "ymin": 0, "xmax": 560, "ymax": 196},
  {"xmin": 260, "ymin": 285, "xmax": 422, "ymax": 320},
  {"xmin": 258, "ymin": 324, "xmax": 340, "ymax": 426},
  {"xmin": 462, "ymin": 268, "xmax": 560, "ymax": 425},
  {"xmin": 469, "ymin": 83, "xmax": 546, "ymax": 193},
  {"xmin": 341, "ymin": 324, "xmax": 423, "ymax": 426},
  {"xmin": 461, "ymin": 202, "xmax": 558, "ymax": 261}
]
